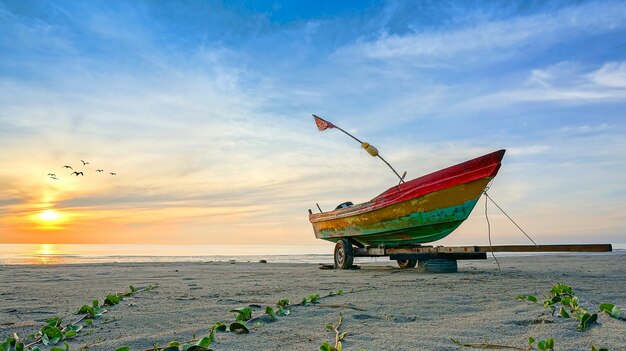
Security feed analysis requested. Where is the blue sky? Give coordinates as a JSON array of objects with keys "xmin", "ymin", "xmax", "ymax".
[{"xmin": 1, "ymin": 0, "xmax": 625, "ymax": 246}]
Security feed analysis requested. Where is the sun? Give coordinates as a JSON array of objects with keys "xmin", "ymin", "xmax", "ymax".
[{"xmin": 39, "ymin": 209, "xmax": 61, "ymax": 222}]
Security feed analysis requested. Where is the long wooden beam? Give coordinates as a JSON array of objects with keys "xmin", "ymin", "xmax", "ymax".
[
  {"xmin": 354, "ymin": 244, "xmax": 612, "ymax": 257},
  {"xmin": 474, "ymin": 244, "xmax": 612, "ymax": 253}
]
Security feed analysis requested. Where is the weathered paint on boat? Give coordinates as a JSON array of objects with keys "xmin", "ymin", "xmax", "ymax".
[{"xmin": 309, "ymin": 150, "xmax": 506, "ymax": 246}]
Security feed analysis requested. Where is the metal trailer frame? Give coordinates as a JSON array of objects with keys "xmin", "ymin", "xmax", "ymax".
[{"xmin": 332, "ymin": 241, "xmax": 613, "ymax": 272}]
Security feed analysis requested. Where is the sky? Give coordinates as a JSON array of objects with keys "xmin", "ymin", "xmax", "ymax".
[{"xmin": 1, "ymin": 0, "xmax": 625, "ymax": 248}]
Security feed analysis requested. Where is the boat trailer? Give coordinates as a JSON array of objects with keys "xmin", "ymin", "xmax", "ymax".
[{"xmin": 332, "ymin": 240, "xmax": 613, "ymax": 272}]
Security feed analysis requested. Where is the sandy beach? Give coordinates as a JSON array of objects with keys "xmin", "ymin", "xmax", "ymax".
[{"xmin": 1, "ymin": 253, "xmax": 625, "ymax": 351}]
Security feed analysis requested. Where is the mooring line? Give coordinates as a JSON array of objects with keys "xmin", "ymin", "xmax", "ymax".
[
  {"xmin": 484, "ymin": 191, "xmax": 501, "ymax": 273},
  {"xmin": 483, "ymin": 191, "xmax": 538, "ymax": 246}
]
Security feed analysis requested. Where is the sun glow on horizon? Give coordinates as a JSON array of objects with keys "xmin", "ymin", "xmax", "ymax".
[
  {"xmin": 32, "ymin": 209, "xmax": 67, "ymax": 230},
  {"xmin": 39, "ymin": 209, "xmax": 60, "ymax": 222}
]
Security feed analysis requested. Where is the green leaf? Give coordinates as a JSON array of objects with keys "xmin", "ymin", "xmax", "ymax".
[
  {"xmin": 105, "ymin": 294, "xmax": 121, "ymax": 306},
  {"xmin": 211, "ymin": 322, "xmax": 227, "ymax": 332},
  {"xmin": 230, "ymin": 307, "xmax": 252, "ymax": 321},
  {"xmin": 50, "ymin": 348, "xmax": 65, "ymax": 351},
  {"xmin": 92, "ymin": 299, "xmax": 99, "ymax": 308},
  {"xmin": 326, "ymin": 324, "xmax": 334, "ymax": 331},
  {"xmin": 610, "ymin": 305, "xmax": 622, "ymax": 319},
  {"xmin": 31, "ymin": 348, "xmax": 41, "ymax": 351},
  {"xmin": 1, "ymin": 337, "xmax": 15, "ymax": 348},
  {"xmin": 114, "ymin": 347, "xmax": 131, "ymax": 351},
  {"xmin": 129, "ymin": 285, "xmax": 137, "ymax": 292},
  {"xmin": 41, "ymin": 325, "xmax": 63, "ymax": 341},
  {"xmin": 229, "ymin": 322, "xmax": 249, "ymax": 334},
  {"xmin": 277, "ymin": 307, "xmax": 290, "ymax": 316},
  {"xmin": 168, "ymin": 341, "xmax": 180, "ymax": 347},
  {"xmin": 85, "ymin": 319, "xmax": 93, "ymax": 325},
  {"xmin": 578, "ymin": 313, "xmax": 598, "ymax": 330},
  {"xmin": 79, "ymin": 305, "xmax": 95, "ymax": 317},
  {"xmin": 64, "ymin": 330, "xmax": 77, "ymax": 338},
  {"xmin": 338, "ymin": 331, "xmax": 347, "ymax": 341},
  {"xmin": 195, "ymin": 337, "xmax": 212, "ymax": 348},
  {"xmin": 538, "ymin": 340, "xmax": 547, "ymax": 350},
  {"xmin": 309, "ymin": 294, "xmax": 320, "ymax": 304},
  {"xmin": 546, "ymin": 338, "xmax": 554, "ymax": 349},
  {"xmin": 46, "ymin": 317, "xmax": 62, "ymax": 327},
  {"xmin": 558, "ymin": 307, "xmax": 570, "ymax": 318},
  {"xmin": 338, "ymin": 289, "xmax": 343, "ymax": 295},
  {"xmin": 600, "ymin": 303, "xmax": 622, "ymax": 319},
  {"xmin": 528, "ymin": 336, "xmax": 535, "ymax": 345},
  {"xmin": 66, "ymin": 324, "xmax": 82, "ymax": 332},
  {"xmin": 320, "ymin": 342, "xmax": 332, "ymax": 351},
  {"xmin": 162, "ymin": 347, "xmax": 180, "ymax": 351},
  {"xmin": 265, "ymin": 306, "xmax": 276, "ymax": 320},
  {"xmin": 276, "ymin": 299, "xmax": 289, "ymax": 308},
  {"xmin": 526, "ymin": 295, "xmax": 538, "ymax": 303},
  {"xmin": 185, "ymin": 346, "xmax": 212, "ymax": 351},
  {"xmin": 16, "ymin": 342, "xmax": 24, "ymax": 351}
]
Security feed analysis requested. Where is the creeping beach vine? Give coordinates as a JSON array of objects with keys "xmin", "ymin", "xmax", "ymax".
[{"xmin": 452, "ymin": 283, "xmax": 623, "ymax": 351}]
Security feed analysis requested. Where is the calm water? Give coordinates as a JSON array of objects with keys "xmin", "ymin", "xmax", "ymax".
[
  {"xmin": 0, "ymin": 243, "xmax": 623, "ymax": 265},
  {"xmin": 0, "ymin": 244, "xmax": 338, "ymax": 265}
]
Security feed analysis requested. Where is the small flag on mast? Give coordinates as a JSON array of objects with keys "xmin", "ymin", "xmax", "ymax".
[{"xmin": 313, "ymin": 114, "xmax": 336, "ymax": 131}]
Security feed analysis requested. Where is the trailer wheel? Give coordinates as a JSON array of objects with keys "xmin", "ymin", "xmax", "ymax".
[
  {"xmin": 396, "ymin": 259, "xmax": 417, "ymax": 269},
  {"xmin": 334, "ymin": 239, "xmax": 354, "ymax": 270}
]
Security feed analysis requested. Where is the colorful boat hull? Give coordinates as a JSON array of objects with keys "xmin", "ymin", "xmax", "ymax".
[{"xmin": 309, "ymin": 150, "xmax": 506, "ymax": 246}]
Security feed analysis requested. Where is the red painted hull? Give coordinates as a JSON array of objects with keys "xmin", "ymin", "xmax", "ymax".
[{"xmin": 309, "ymin": 149, "xmax": 506, "ymax": 245}]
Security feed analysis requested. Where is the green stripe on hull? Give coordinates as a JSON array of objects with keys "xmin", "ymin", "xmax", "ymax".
[{"xmin": 318, "ymin": 197, "xmax": 481, "ymax": 246}]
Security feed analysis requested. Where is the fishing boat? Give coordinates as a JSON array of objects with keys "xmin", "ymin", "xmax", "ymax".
[
  {"xmin": 308, "ymin": 115, "xmax": 506, "ymax": 268},
  {"xmin": 309, "ymin": 149, "xmax": 506, "ymax": 267}
]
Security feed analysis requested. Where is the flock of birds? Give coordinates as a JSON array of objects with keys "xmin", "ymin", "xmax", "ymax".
[{"xmin": 47, "ymin": 160, "xmax": 117, "ymax": 181}]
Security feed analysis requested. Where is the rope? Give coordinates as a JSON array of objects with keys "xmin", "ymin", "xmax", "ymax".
[
  {"xmin": 484, "ymin": 191, "xmax": 501, "ymax": 273},
  {"xmin": 483, "ymin": 192, "xmax": 538, "ymax": 246}
]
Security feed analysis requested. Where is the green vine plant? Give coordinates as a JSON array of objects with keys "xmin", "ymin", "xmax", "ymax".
[
  {"xmin": 451, "ymin": 336, "xmax": 554, "ymax": 350},
  {"xmin": 320, "ymin": 313, "xmax": 346, "ymax": 351},
  {"xmin": 2, "ymin": 288, "xmax": 356, "ymax": 351},
  {"xmin": 0, "ymin": 284, "xmax": 158, "ymax": 351},
  {"xmin": 133, "ymin": 289, "xmax": 353, "ymax": 351},
  {"xmin": 516, "ymin": 282, "xmax": 623, "ymax": 331},
  {"xmin": 452, "ymin": 283, "xmax": 622, "ymax": 351}
]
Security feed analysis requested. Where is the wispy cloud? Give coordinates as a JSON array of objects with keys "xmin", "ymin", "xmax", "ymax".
[{"xmin": 334, "ymin": 2, "xmax": 626, "ymax": 62}]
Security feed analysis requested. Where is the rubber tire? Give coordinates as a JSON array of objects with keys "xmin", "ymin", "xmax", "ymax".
[
  {"xmin": 396, "ymin": 259, "xmax": 418, "ymax": 269},
  {"xmin": 334, "ymin": 239, "xmax": 354, "ymax": 270}
]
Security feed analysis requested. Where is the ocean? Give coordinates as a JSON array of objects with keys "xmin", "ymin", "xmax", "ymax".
[{"xmin": 0, "ymin": 243, "xmax": 623, "ymax": 265}]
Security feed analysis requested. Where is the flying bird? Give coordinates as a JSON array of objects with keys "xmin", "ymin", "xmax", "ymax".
[
  {"xmin": 50, "ymin": 176, "xmax": 59, "ymax": 180},
  {"xmin": 71, "ymin": 171, "xmax": 84, "ymax": 176},
  {"xmin": 96, "ymin": 169, "xmax": 104, "ymax": 172},
  {"xmin": 63, "ymin": 165, "xmax": 73, "ymax": 169},
  {"xmin": 47, "ymin": 173, "xmax": 56, "ymax": 177},
  {"xmin": 109, "ymin": 172, "xmax": 116, "ymax": 175},
  {"xmin": 81, "ymin": 160, "xmax": 90, "ymax": 165}
]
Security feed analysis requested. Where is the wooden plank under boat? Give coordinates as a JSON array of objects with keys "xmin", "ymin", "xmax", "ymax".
[{"xmin": 309, "ymin": 149, "xmax": 506, "ymax": 246}]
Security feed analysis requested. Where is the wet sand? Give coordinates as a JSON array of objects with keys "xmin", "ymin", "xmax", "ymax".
[{"xmin": 1, "ymin": 253, "xmax": 625, "ymax": 351}]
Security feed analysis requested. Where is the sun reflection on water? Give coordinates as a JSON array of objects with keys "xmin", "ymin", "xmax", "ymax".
[{"xmin": 32, "ymin": 243, "xmax": 61, "ymax": 264}]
